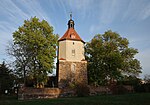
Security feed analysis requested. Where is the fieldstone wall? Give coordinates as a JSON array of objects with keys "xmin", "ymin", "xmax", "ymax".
[
  {"xmin": 58, "ymin": 60, "xmax": 87, "ymax": 88},
  {"xmin": 18, "ymin": 87, "xmax": 77, "ymax": 100},
  {"xmin": 89, "ymin": 85, "xmax": 134, "ymax": 95},
  {"xmin": 18, "ymin": 87, "xmax": 61, "ymax": 100},
  {"xmin": 18, "ymin": 85, "xmax": 134, "ymax": 100},
  {"xmin": 89, "ymin": 86, "xmax": 111, "ymax": 95}
]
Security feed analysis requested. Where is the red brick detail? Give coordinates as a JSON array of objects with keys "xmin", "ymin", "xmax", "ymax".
[{"xmin": 59, "ymin": 58, "xmax": 66, "ymax": 60}]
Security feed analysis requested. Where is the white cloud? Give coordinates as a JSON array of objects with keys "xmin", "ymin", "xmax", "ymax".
[
  {"xmin": 0, "ymin": 0, "xmax": 52, "ymax": 26},
  {"xmin": 0, "ymin": 21, "xmax": 16, "ymax": 32},
  {"xmin": 122, "ymin": 0, "xmax": 150, "ymax": 22},
  {"xmin": 65, "ymin": 0, "xmax": 93, "ymax": 20},
  {"xmin": 13, "ymin": 0, "xmax": 51, "ymax": 23},
  {"xmin": 136, "ymin": 48, "xmax": 150, "ymax": 78},
  {"xmin": 0, "ymin": 0, "xmax": 53, "ymax": 61},
  {"xmin": 99, "ymin": 0, "xmax": 119, "ymax": 24},
  {"xmin": 70, "ymin": 0, "xmax": 91, "ymax": 10},
  {"xmin": 140, "ymin": 4, "xmax": 150, "ymax": 20},
  {"xmin": 0, "ymin": 0, "xmax": 28, "ymax": 24}
]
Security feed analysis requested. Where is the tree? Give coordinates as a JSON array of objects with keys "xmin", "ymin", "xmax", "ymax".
[
  {"xmin": 7, "ymin": 41, "xmax": 28, "ymax": 85},
  {"xmin": 0, "ymin": 61, "xmax": 15, "ymax": 94},
  {"xmin": 7, "ymin": 17, "xmax": 58, "ymax": 87},
  {"xmin": 85, "ymin": 30, "xmax": 142, "ymax": 85},
  {"xmin": 117, "ymin": 75, "xmax": 141, "ymax": 86},
  {"xmin": 144, "ymin": 75, "xmax": 150, "ymax": 83}
]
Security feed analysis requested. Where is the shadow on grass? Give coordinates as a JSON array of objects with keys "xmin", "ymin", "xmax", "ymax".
[
  {"xmin": 0, "ymin": 94, "xmax": 17, "ymax": 100},
  {"xmin": 0, "ymin": 93, "xmax": 150, "ymax": 105}
]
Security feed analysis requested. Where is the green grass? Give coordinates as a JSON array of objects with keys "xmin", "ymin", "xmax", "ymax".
[{"xmin": 0, "ymin": 93, "xmax": 150, "ymax": 105}]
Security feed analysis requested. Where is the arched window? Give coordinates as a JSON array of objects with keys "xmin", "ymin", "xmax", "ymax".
[
  {"xmin": 70, "ymin": 24, "xmax": 73, "ymax": 27},
  {"xmin": 71, "ymin": 63, "xmax": 76, "ymax": 73}
]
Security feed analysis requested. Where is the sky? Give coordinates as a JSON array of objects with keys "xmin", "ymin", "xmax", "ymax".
[{"xmin": 0, "ymin": 0, "xmax": 150, "ymax": 78}]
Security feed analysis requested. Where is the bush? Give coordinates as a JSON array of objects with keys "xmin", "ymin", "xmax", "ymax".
[
  {"xmin": 134, "ymin": 83, "xmax": 150, "ymax": 93},
  {"xmin": 75, "ymin": 83, "xmax": 90, "ymax": 97},
  {"xmin": 110, "ymin": 85, "xmax": 129, "ymax": 94}
]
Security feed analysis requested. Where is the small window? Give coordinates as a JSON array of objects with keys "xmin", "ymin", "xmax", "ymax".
[
  {"xmin": 72, "ymin": 49, "xmax": 75, "ymax": 56},
  {"xmin": 70, "ymin": 34, "xmax": 75, "ymax": 38},
  {"xmin": 73, "ymin": 42, "xmax": 74, "ymax": 45}
]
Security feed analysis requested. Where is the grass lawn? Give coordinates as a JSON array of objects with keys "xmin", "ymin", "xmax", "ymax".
[{"xmin": 0, "ymin": 93, "xmax": 150, "ymax": 105}]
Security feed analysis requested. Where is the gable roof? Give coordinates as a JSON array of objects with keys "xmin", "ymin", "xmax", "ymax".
[{"xmin": 58, "ymin": 28, "xmax": 84, "ymax": 43}]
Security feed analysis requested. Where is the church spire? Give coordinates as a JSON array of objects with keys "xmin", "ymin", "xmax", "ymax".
[
  {"xmin": 68, "ymin": 13, "xmax": 74, "ymax": 29},
  {"xmin": 59, "ymin": 13, "xmax": 84, "ymax": 43}
]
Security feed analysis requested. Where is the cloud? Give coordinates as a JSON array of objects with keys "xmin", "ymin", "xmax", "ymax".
[
  {"xmin": 0, "ymin": 0, "xmax": 54, "ymax": 62},
  {"xmin": 70, "ymin": 0, "xmax": 91, "ymax": 10},
  {"xmin": 89, "ymin": 24, "xmax": 103, "ymax": 35},
  {"xmin": 0, "ymin": 0, "xmax": 51, "ymax": 41},
  {"xmin": 99, "ymin": 0, "xmax": 121, "ymax": 24},
  {"xmin": 0, "ymin": 0, "xmax": 52, "ymax": 26},
  {"xmin": 88, "ymin": 0, "xmax": 128, "ymax": 34},
  {"xmin": 0, "ymin": 21, "xmax": 15, "ymax": 55},
  {"xmin": 136, "ymin": 48, "xmax": 150, "ymax": 77},
  {"xmin": 0, "ymin": 30, "xmax": 13, "ymax": 62},
  {"xmin": 0, "ymin": 21, "xmax": 16, "ymax": 32},
  {"xmin": 0, "ymin": 0, "xmax": 28, "ymax": 24},
  {"xmin": 122, "ymin": 0, "xmax": 150, "ymax": 22},
  {"xmin": 140, "ymin": 3, "xmax": 150, "ymax": 20},
  {"xmin": 64, "ymin": 0, "xmax": 93, "ymax": 20}
]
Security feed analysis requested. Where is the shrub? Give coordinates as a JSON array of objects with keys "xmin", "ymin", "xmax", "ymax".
[
  {"xmin": 110, "ymin": 85, "xmax": 129, "ymax": 94},
  {"xmin": 134, "ymin": 83, "xmax": 150, "ymax": 93},
  {"xmin": 75, "ymin": 83, "xmax": 90, "ymax": 97}
]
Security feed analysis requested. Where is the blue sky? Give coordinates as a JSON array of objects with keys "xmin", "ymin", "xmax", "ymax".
[{"xmin": 0, "ymin": 0, "xmax": 150, "ymax": 78}]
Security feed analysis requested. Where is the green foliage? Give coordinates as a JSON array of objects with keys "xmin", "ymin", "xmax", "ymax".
[
  {"xmin": 0, "ymin": 61, "xmax": 15, "ymax": 94},
  {"xmin": 117, "ymin": 75, "xmax": 141, "ymax": 86},
  {"xmin": 8, "ymin": 17, "xmax": 58, "ymax": 87},
  {"xmin": 85, "ymin": 30, "xmax": 142, "ymax": 85}
]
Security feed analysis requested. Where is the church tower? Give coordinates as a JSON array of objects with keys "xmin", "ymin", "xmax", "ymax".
[{"xmin": 57, "ymin": 14, "xmax": 87, "ymax": 88}]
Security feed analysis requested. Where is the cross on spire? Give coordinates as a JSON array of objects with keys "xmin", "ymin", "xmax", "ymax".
[
  {"xmin": 68, "ymin": 12, "xmax": 74, "ymax": 29},
  {"xmin": 70, "ymin": 12, "xmax": 72, "ymax": 20}
]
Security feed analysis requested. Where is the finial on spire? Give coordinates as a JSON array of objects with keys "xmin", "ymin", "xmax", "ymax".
[
  {"xmin": 68, "ymin": 12, "xmax": 74, "ymax": 29},
  {"xmin": 70, "ymin": 12, "xmax": 72, "ymax": 20}
]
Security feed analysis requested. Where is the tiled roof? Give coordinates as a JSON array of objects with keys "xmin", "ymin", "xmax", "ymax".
[{"xmin": 58, "ymin": 28, "xmax": 84, "ymax": 43}]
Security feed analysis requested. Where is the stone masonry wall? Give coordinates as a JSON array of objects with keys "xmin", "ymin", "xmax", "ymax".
[
  {"xmin": 18, "ymin": 87, "xmax": 77, "ymax": 100},
  {"xmin": 18, "ymin": 87, "xmax": 60, "ymax": 100},
  {"xmin": 58, "ymin": 60, "xmax": 87, "ymax": 88}
]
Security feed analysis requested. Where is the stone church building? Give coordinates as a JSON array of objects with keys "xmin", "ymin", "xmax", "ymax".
[
  {"xmin": 18, "ymin": 15, "xmax": 134, "ymax": 100},
  {"xmin": 18, "ymin": 15, "xmax": 88, "ymax": 100},
  {"xmin": 57, "ymin": 14, "xmax": 88, "ymax": 88}
]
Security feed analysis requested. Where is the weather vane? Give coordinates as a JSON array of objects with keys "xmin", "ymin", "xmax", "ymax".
[{"xmin": 70, "ymin": 12, "xmax": 72, "ymax": 20}]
